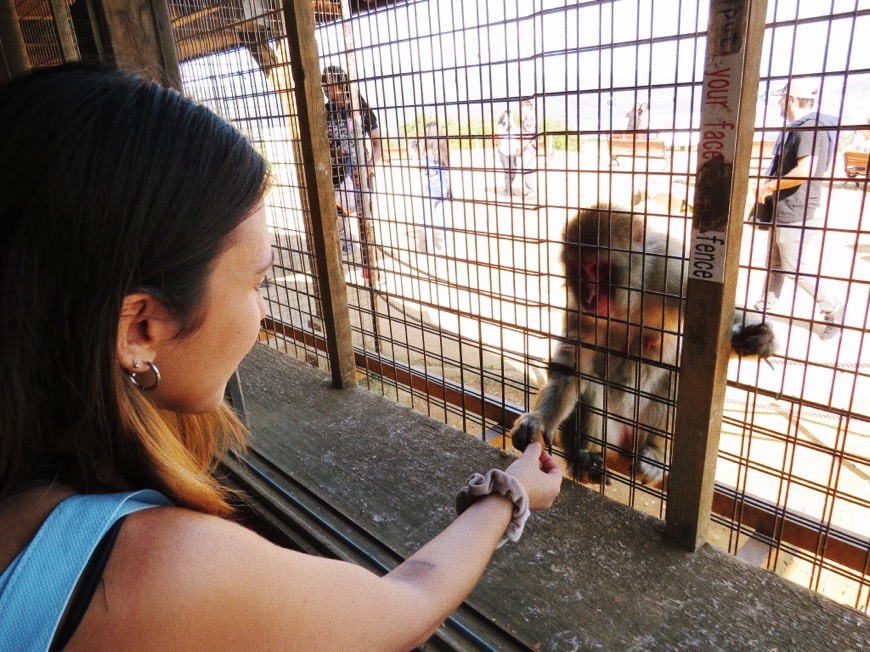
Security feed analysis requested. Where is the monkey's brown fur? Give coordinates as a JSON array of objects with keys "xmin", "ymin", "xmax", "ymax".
[{"xmin": 510, "ymin": 205, "xmax": 776, "ymax": 484}]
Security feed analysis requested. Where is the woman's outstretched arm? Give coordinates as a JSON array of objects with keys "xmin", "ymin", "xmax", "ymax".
[{"xmin": 70, "ymin": 444, "xmax": 561, "ymax": 652}]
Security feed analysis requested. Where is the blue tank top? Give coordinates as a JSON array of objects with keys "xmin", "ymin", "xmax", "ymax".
[{"xmin": 0, "ymin": 490, "xmax": 170, "ymax": 651}]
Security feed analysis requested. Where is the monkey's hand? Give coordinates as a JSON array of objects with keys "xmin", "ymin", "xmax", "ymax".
[
  {"xmin": 634, "ymin": 445, "xmax": 665, "ymax": 485},
  {"xmin": 510, "ymin": 412, "xmax": 553, "ymax": 452},
  {"xmin": 573, "ymin": 449, "xmax": 607, "ymax": 485},
  {"xmin": 731, "ymin": 319, "xmax": 777, "ymax": 359}
]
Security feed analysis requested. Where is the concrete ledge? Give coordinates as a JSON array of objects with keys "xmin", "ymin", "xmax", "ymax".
[{"xmin": 235, "ymin": 343, "xmax": 867, "ymax": 650}]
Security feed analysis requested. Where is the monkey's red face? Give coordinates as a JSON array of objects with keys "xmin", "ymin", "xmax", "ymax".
[{"xmin": 580, "ymin": 259, "xmax": 612, "ymax": 316}]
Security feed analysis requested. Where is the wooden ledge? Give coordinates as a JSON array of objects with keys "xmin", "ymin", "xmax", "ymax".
[{"xmin": 230, "ymin": 343, "xmax": 867, "ymax": 650}]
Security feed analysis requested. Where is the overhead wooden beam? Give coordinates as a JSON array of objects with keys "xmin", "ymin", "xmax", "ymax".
[{"xmin": 80, "ymin": 0, "xmax": 180, "ymax": 89}]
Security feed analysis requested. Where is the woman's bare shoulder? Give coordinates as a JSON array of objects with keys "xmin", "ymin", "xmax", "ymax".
[
  {"xmin": 69, "ymin": 505, "xmax": 318, "ymax": 650},
  {"xmin": 70, "ymin": 504, "xmax": 420, "ymax": 651}
]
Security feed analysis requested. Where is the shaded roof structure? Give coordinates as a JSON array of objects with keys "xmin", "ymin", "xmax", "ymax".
[{"xmin": 10, "ymin": 0, "xmax": 408, "ymax": 68}]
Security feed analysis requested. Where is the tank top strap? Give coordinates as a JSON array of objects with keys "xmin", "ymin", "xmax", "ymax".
[{"xmin": 0, "ymin": 490, "xmax": 170, "ymax": 652}]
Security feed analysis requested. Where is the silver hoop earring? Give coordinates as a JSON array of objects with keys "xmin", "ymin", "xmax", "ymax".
[{"xmin": 128, "ymin": 360, "xmax": 161, "ymax": 391}]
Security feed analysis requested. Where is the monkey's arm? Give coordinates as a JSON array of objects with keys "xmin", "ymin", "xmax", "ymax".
[
  {"xmin": 511, "ymin": 342, "xmax": 580, "ymax": 451},
  {"xmin": 731, "ymin": 309, "xmax": 777, "ymax": 358}
]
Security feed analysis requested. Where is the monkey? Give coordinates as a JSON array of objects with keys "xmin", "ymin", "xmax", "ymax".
[{"xmin": 510, "ymin": 204, "xmax": 776, "ymax": 485}]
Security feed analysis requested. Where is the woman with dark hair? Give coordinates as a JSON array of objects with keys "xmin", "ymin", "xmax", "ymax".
[{"xmin": 0, "ymin": 66, "xmax": 560, "ymax": 650}]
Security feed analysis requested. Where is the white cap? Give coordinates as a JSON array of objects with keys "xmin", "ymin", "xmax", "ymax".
[{"xmin": 774, "ymin": 77, "xmax": 819, "ymax": 100}]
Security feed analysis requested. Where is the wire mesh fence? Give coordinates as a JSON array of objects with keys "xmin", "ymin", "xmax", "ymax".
[
  {"xmin": 167, "ymin": 0, "xmax": 868, "ymax": 611},
  {"xmin": 8, "ymin": 0, "xmax": 867, "ymax": 613},
  {"xmin": 725, "ymin": 0, "xmax": 870, "ymax": 609},
  {"xmin": 14, "ymin": 0, "xmax": 75, "ymax": 66}
]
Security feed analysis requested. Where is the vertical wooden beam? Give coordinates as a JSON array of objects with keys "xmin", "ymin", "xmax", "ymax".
[
  {"xmin": 0, "ymin": 0, "xmax": 30, "ymax": 80},
  {"xmin": 48, "ymin": 0, "xmax": 80, "ymax": 62},
  {"xmin": 239, "ymin": 29, "xmax": 313, "ymax": 227},
  {"xmin": 281, "ymin": 0, "xmax": 357, "ymax": 388},
  {"xmin": 665, "ymin": 0, "xmax": 768, "ymax": 550},
  {"xmin": 84, "ymin": 0, "xmax": 180, "ymax": 89},
  {"xmin": 69, "ymin": 0, "xmax": 107, "ymax": 63},
  {"xmin": 240, "ymin": 26, "xmax": 336, "ymax": 366}
]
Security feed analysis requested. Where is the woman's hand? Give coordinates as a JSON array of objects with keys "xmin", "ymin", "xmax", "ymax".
[{"xmin": 506, "ymin": 442, "xmax": 562, "ymax": 510}]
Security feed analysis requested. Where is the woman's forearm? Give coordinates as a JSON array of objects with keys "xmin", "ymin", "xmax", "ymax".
[{"xmin": 381, "ymin": 494, "xmax": 513, "ymax": 647}]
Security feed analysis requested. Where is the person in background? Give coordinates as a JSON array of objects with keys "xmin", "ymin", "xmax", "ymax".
[
  {"xmin": 495, "ymin": 107, "xmax": 519, "ymax": 197},
  {"xmin": 0, "ymin": 64, "xmax": 561, "ymax": 651},
  {"xmin": 755, "ymin": 77, "xmax": 845, "ymax": 341},
  {"xmin": 625, "ymin": 102, "xmax": 649, "ymax": 132},
  {"xmin": 321, "ymin": 64, "xmax": 382, "ymax": 254},
  {"xmin": 410, "ymin": 121, "xmax": 452, "ymax": 255},
  {"xmin": 518, "ymin": 98, "xmax": 539, "ymax": 199}
]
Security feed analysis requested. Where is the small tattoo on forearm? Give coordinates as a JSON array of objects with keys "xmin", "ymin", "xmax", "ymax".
[{"xmin": 404, "ymin": 560, "xmax": 437, "ymax": 572}]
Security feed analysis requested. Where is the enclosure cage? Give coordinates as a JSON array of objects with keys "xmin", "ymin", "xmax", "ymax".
[{"xmin": 3, "ymin": 0, "xmax": 868, "ymax": 614}]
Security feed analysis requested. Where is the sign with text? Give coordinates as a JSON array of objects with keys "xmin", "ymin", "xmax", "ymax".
[{"xmin": 689, "ymin": 1, "xmax": 748, "ymax": 284}]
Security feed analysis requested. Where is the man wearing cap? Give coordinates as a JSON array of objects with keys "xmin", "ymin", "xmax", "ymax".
[{"xmin": 755, "ymin": 77, "xmax": 845, "ymax": 341}]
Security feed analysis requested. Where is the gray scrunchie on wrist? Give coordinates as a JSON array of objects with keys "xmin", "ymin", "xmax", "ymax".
[{"xmin": 455, "ymin": 469, "xmax": 531, "ymax": 547}]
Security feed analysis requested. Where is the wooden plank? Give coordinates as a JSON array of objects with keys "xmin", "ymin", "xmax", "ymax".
[
  {"xmin": 233, "ymin": 343, "xmax": 868, "ymax": 650},
  {"xmin": 173, "ymin": 27, "xmax": 239, "ymax": 63},
  {"xmin": 609, "ymin": 135, "xmax": 668, "ymax": 159},
  {"xmin": 263, "ymin": 318, "xmax": 870, "ymax": 572},
  {"xmin": 280, "ymin": 0, "xmax": 356, "ymax": 388},
  {"xmin": 665, "ymin": 0, "xmax": 768, "ymax": 551},
  {"xmin": 844, "ymin": 150, "xmax": 869, "ymax": 178},
  {"xmin": 88, "ymin": 0, "xmax": 180, "ymax": 89},
  {"xmin": 47, "ymin": 0, "xmax": 77, "ymax": 61},
  {"xmin": 169, "ymin": 2, "xmax": 223, "ymax": 30},
  {"xmin": 263, "ymin": 316, "xmax": 867, "ymax": 570}
]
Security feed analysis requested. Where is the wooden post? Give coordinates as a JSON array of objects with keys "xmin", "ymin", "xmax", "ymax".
[
  {"xmin": 281, "ymin": 0, "xmax": 357, "ymax": 388},
  {"xmin": 48, "ymin": 0, "xmax": 79, "ymax": 62},
  {"xmin": 238, "ymin": 27, "xmax": 313, "ymax": 233},
  {"xmin": 665, "ymin": 0, "xmax": 768, "ymax": 550},
  {"xmin": 0, "ymin": 0, "xmax": 30, "ymax": 81},
  {"xmin": 239, "ymin": 26, "xmax": 336, "ymax": 363},
  {"xmin": 81, "ymin": 0, "xmax": 181, "ymax": 89}
]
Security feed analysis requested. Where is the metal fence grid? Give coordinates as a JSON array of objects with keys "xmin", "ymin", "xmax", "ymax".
[
  {"xmin": 166, "ymin": 0, "xmax": 869, "ymax": 611},
  {"xmin": 724, "ymin": 1, "xmax": 870, "ymax": 608},
  {"xmin": 14, "ymin": 0, "xmax": 75, "ymax": 66},
  {"xmin": 12, "ymin": 0, "xmax": 865, "ymax": 612}
]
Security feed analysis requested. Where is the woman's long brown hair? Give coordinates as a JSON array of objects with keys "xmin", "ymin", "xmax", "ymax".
[{"xmin": 0, "ymin": 65, "xmax": 268, "ymax": 515}]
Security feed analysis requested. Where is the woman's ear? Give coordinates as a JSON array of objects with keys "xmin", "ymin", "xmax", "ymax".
[{"xmin": 116, "ymin": 293, "xmax": 178, "ymax": 372}]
